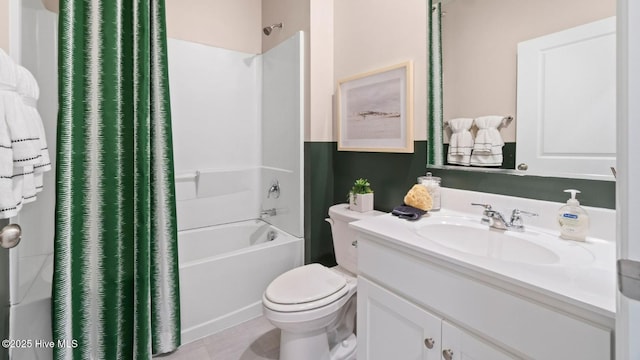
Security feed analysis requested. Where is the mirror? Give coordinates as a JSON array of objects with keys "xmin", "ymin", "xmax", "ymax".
[{"xmin": 429, "ymin": 0, "xmax": 616, "ymax": 180}]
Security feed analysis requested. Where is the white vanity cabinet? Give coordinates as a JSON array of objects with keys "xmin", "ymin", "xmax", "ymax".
[
  {"xmin": 440, "ymin": 320, "xmax": 514, "ymax": 360},
  {"xmin": 358, "ymin": 276, "xmax": 514, "ymax": 360},
  {"xmin": 358, "ymin": 276, "xmax": 442, "ymax": 360},
  {"xmin": 356, "ymin": 232, "xmax": 613, "ymax": 360}
]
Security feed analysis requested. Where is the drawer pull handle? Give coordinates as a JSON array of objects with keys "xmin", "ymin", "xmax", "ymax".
[
  {"xmin": 424, "ymin": 337, "xmax": 435, "ymax": 349},
  {"xmin": 442, "ymin": 349, "xmax": 454, "ymax": 360}
]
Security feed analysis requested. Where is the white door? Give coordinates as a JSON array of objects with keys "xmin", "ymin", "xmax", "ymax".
[
  {"xmin": 615, "ymin": 0, "xmax": 640, "ymax": 359},
  {"xmin": 357, "ymin": 277, "xmax": 442, "ymax": 360},
  {"xmin": 516, "ymin": 17, "xmax": 616, "ymax": 178},
  {"xmin": 441, "ymin": 321, "xmax": 515, "ymax": 360}
]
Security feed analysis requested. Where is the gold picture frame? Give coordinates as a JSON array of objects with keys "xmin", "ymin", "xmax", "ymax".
[{"xmin": 337, "ymin": 61, "xmax": 414, "ymax": 153}]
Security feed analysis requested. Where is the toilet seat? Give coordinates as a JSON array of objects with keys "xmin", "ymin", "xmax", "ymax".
[{"xmin": 264, "ymin": 264, "xmax": 352, "ymax": 313}]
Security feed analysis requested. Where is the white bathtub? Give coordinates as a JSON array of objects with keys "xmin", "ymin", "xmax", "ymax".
[{"xmin": 178, "ymin": 219, "xmax": 303, "ymax": 343}]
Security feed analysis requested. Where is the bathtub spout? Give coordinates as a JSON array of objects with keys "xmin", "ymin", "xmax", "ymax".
[{"xmin": 261, "ymin": 208, "xmax": 277, "ymax": 218}]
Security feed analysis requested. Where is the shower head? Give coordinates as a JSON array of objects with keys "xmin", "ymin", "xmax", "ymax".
[{"xmin": 263, "ymin": 23, "xmax": 283, "ymax": 36}]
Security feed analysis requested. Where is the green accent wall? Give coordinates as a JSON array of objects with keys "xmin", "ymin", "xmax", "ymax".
[
  {"xmin": 426, "ymin": 168, "xmax": 615, "ymax": 209},
  {"xmin": 332, "ymin": 142, "xmax": 429, "ymax": 212},
  {"xmin": 304, "ymin": 141, "xmax": 428, "ymax": 265},
  {"xmin": 304, "ymin": 142, "xmax": 336, "ymax": 265},
  {"xmin": 304, "ymin": 140, "xmax": 615, "ymax": 265},
  {"xmin": 443, "ymin": 142, "xmax": 516, "ymax": 169}
]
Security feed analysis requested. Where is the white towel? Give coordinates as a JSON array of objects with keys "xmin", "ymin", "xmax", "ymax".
[
  {"xmin": 1, "ymin": 51, "xmax": 41, "ymax": 168},
  {"xmin": 0, "ymin": 49, "xmax": 21, "ymax": 218},
  {"xmin": 18, "ymin": 165, "xmax": 37, "ymax": 204},
  {"xmin": 470, "ymin": 115, "xmax": 509, "ymax": 167},
  {"xmin": 446, "ymin": 118, "xmax": 474, "ymax": 166},
  {"xmin": 0, "ymin": 51, "xmax": 50, "ymax": 218},
  {"xmin": 0, "ymin": 112, "xmax": 19, "ymax": 218},
  {"xmin": 16, "ymin": 65, "xmax": 51, "ymax": 197}
]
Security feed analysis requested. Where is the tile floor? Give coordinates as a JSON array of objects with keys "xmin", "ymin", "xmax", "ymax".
[{"xmin": 156, "ymin": 316, "xmax": 280, "ymax": 360}]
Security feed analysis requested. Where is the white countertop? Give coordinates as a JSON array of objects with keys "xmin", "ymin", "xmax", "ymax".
[{"xmin": 351, "ymin": 208, "xmax": 616, "ymax": 326}]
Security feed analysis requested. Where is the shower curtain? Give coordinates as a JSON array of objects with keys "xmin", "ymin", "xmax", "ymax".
[
  {"xmin": 428, "ymin": 0, "xmax": 444, "ymax": 166},
  {"xmin": 52, "ymin": 0, "xmax": 180, "ymax": 358}
]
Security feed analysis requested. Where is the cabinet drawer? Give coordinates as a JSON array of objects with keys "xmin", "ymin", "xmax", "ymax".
[{"xmin": 358, "ymin": 236, "xmax": 612, "ymax": 360}]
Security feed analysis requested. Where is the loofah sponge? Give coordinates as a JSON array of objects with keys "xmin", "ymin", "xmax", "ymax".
[{"xmin": 403, "ymin": 184, "xmax": 433, "ymax": 211}]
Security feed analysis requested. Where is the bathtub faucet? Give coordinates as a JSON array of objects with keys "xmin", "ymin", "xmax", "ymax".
[{"xmin": 261, "ymin": 208, "xmax": 277, "ymax": 218}]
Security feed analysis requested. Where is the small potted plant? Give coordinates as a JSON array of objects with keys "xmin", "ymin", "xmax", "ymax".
[{"xmin": 348, "ymin": 178, "xmax": 374, "ymax": 212}]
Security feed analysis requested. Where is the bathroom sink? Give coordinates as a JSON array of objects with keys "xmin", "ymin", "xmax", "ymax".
[{"xmin": 415, "ymin": 216, "xmax": 594, "ymax": 265}]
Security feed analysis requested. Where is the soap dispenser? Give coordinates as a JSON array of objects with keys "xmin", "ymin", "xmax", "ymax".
[{"xmin": 557, "ymin": 189, "xmax": 589, "ymax": 241}]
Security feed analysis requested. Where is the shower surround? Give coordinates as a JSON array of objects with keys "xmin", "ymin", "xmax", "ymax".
[{"xmin": 168, "ymin": 33, "xmax": 305, "ymax": 343}]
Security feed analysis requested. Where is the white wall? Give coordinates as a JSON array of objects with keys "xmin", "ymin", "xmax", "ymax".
[
  {"xmin": 11, "ymin": 2, "xmax": 57, "ymax": 305},
  {"xmin": 261, "ymin": 0, "xmax": 309, "ymax": 53},
  {"xmin": 309, "ymin": 0, "xmax": 333, "ymax": 142},
  {"xmin": 167, "ymin": 38, "xmax": 262, "ymax": 230},
  {"xmin": 9, "ymin": 3, "xmax": 57, "ymax": 359},
  {"xmin": 616, "ymin": 0, "xmax": 640, "ymax": 358},
  {"xmin": 334, "ymin": 0, "xmax": 427, "ymax": 142},
  {"xmin": 165, "ymin": 0, "xmax": 262, "ymax": 54},
  {"xmin": 169, "ymin": 34, "xmax": 305, "ymax": 237},
  {"xmin": 168, "ymin": 39, "xmax": 261, "ymax": 175},
  {"xmin": 261, "ymin": 32, "xmax": 304, "ymax": 238},
  {"xmin": 0, "ymin": 0, "xmax": 8, "ymax": 51}
]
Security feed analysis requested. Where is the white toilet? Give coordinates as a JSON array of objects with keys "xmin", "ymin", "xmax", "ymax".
[{"xmin": 262, "ymin": 204, "xmax": 384, "ymax": 360}]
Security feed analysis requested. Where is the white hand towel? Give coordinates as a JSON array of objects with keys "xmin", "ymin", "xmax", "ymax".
[
  {"xmin": 470, "ymin": 115, "xmax": 508, "ymax": 167},
  {"xmin": 16, "ymin": 165, "xmax": 37, "ymax": 204},
  {"xmin": 17, "ymin": 66, "xmax": 51, "ymax": 175},
  {"xmin": 0, "ymin": 49, "xmax": 20, "ymax": 218},
  {"xmin": 0, "ymin": 111, "xmax": 19, "ymax": 219},
  {"xmin": 1, "ymin": 50, "xmax": 41, "ymax": 167},
  {"xmin": 446, "ymin": 118, "xmax": 474, "ymax": 166}
]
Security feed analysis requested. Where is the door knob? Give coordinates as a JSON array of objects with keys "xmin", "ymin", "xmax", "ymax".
[
  {"xmin": 424, "ymin": 337, "xmax": 435, "ymax": 349},
  {"xmin": 442, "ymin": 349, "xmax": 454, "ymax": 360},
  {"xmin": 0, "ymin": 223, "xmax": 21, "ymax": 249}
]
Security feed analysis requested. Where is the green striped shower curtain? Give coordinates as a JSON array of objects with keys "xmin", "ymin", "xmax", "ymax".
[
  {"xmin": 52, "ymin": 0, "xmax": 180, "ymax": 358},
  {"xmin": 428, "ymin": 0, "xmax": 444, "ymax": 166}
]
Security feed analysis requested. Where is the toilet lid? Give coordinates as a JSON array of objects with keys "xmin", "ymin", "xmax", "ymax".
[{"xmin": 265, "ymin": 264, "xmax": 347, "ymax": 305}]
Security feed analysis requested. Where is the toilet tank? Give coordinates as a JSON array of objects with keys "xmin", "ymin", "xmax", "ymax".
[{"xmin": 328, "ymin": 204, "xmax": 384, "ymax": 274}]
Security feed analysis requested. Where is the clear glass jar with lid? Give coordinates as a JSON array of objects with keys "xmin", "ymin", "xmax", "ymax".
[{"xmin": 417, "ymin": 172, "xmax": 441, "ymax": 211}]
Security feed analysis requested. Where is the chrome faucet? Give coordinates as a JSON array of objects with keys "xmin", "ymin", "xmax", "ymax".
[
  {"xmin": 267, "ymin": 180, "xmax": 280, "ymax": 199},
  {"xmin": 471, "ymin": 203, "xmax": 538, "ymax": 232}
]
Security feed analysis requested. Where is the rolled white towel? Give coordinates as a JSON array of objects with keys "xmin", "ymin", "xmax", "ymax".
[{"xmin": 446, "ymin": 118, "xmax": 474, "ymax": 166}]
